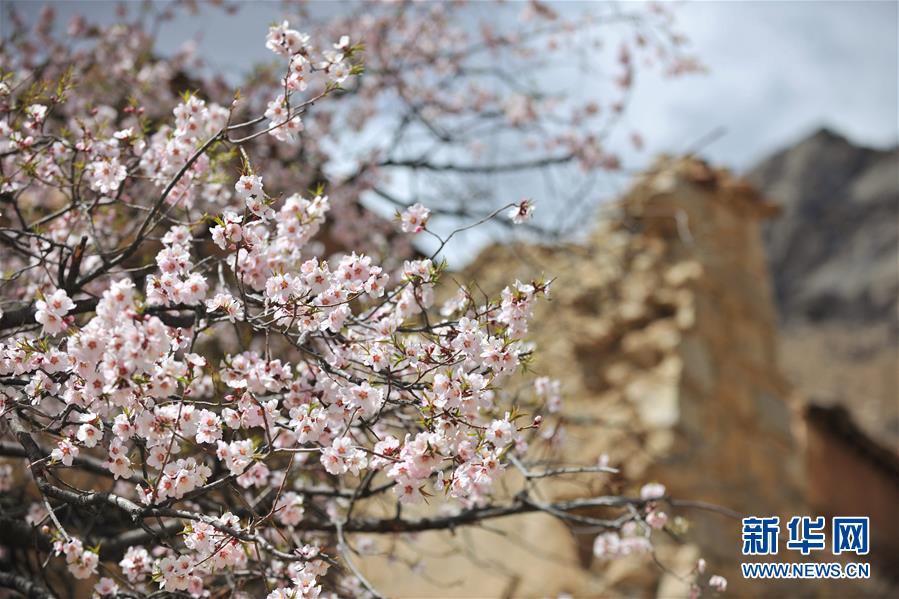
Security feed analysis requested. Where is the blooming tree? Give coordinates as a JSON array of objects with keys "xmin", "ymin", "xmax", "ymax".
[{"xmin": 0, "ymin": 3, "xmax": 725, "ymax": 598}]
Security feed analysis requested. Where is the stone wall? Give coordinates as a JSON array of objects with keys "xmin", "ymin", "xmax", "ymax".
[
  {"xmin": 357, "ymin": 157, "xmax": 894, "ymax": 597},
  {"xmin": 802, "ymin": 404, "xmax": 899, "ymax": 578},
  {"xmin": 357, "ymin": 158, "xmax": 788, "ymax": 596}
]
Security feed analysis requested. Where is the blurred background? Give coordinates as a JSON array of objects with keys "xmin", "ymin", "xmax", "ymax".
[{"xmin": 3, "ymin": 1, "xmax": 897, "ymax": 597}]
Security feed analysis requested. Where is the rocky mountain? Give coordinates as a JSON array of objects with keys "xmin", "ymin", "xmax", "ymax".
[
  {"xmin": 747, "ymin": 129, "xmax": 899, "ymax": 446},
  {"xmin": 748, "ymin": 127, "xmax": 898, "ymax": 325}
]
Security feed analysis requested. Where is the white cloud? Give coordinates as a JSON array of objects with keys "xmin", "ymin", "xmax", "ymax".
[{"xmin": 621, "ymin": 1, "xmax": 898, "ymax": 171}]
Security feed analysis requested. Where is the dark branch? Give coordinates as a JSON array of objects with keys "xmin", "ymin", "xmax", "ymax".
[
  {"xmin": 0, "ymin": 570, "xmax": 55, "ymax": 599},
  {"xmin": 377, "ymin": 153, "xmax": 575, "ymax": 174}
]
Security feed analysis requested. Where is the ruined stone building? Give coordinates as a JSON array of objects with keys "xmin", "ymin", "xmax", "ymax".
[{"xmin": 359, "ymin": 154, "xmax": 899, "ymax": 597}]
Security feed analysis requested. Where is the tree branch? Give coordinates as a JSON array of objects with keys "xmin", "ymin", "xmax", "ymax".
[
  {"xmin": 377, "ymin": 153, "xmax": 575, "ymax": 174},
  {"xmin": 0, "ymin": 570, "xmax": 55, "ymax": 599}
]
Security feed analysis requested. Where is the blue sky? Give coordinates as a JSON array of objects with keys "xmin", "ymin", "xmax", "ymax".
[
  {"xmin": 10, "ymin": 1, "xmax": 897, "ymax": 170},
  {"xmin": 6, "ymin": 1, "xmax": 898, "ymax": 262},
  {"xmin": 630, "ymin": 0, "xmax": 898, "ymax": 168}
]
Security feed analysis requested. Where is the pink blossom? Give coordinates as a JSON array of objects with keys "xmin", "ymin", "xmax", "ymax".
[
  {"xmin": 400, "ymin": 203, "xmax": 431, "ymax": 233},
  {"xmin": 640, "ymin": 482, "xmax": 666, "ymax": 500},
  {"xmin": 94, "ymin": 577, "xmax": 119, "ymax": 596},
  {"xmin": 35, "ymin": 289, "xmax": 75, "ymax": 335},
  {"xmin": 709, "ymin": 575, "xmax": 728, "ymax": 592},
  {"xmin": 645, "ymin": 509, "xmax": 668, "ymax": 530},
  {"xmin": 51, "ymin": 438, "xmax": 79, "ymax": 466},
  {"xmin": 235, "ymin": 174, "xmax": 264, "ymax": 200},
  {"xmin": 508, "ymin": 198, "xmax": 535, "ymax": 224},
  {"xmin": 87, "ymin": 158, "xmax": 127, "ymax": 194}
]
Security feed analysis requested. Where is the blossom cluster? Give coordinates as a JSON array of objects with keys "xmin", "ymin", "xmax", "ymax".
[
  {"xmin": 0, "ymin": 4, "xmax": 703, "ymax": 597},
  {"xmin": 0, "ymin": 17, "xmax": 563, "ymax": 596}
]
